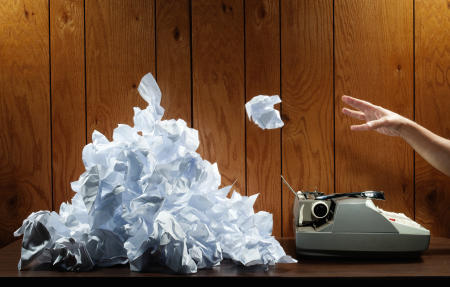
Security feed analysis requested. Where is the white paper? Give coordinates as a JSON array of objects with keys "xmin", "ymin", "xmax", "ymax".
[
  {"xmin": 14, "ymin": 73, "xmax": 296, "ymax": 274},
  {"xmin": 245, "ymin": 95, "xmax": 284, "ymax": 129}
]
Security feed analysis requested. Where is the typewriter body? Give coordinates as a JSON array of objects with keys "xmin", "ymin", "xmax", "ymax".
[{"xmin": 282, "ymin": 177, "xmax": 430, "ymax": 257}]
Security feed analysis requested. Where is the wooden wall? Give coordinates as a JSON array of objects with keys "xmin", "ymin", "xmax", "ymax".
[{"xmin": 0, "ymin": 0, "xmax": 449, "ymax": 247}]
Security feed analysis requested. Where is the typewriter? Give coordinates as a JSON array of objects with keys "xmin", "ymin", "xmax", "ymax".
[{"xmin": 282, "ymin": 176, "xmax": 430, "ymax": 257}]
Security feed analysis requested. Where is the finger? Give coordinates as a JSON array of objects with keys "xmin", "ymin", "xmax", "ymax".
[
  {"xmin": 342, "ymin": 95, "xmax": 376, "ymax": 112},
  {"xmin": 342, "ymin": 107, "xmax": 366, "ymax": 120},
  {"xmin": 350, "ymin": 123, "xmax": 371, "ymax": 131}
]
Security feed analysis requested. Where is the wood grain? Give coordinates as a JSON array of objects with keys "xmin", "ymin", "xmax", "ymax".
[
  {"xmin": 335, "ymin": 0, "xmax": 414, "ymax": 217},
  {"xmin": 85, "ymin": 0, "xmax": 155, "ymax": 140},
  {"xmin": 245, "ymin": 0, "xmax": 281, "ymax": 236},
  {"xmin": 156, "ymin": 0, "xmax": 191, "ymax": 126},
  {"xmin": 281, "ymin": 0, "xmax": 334, "ymax": 237},
  {"xmin": 0, "ymin": 0, "xmax": 52, "ymax": 247},
  {"xmin": 191, "ymin": 0, "xmax": 245, "ymax": 193},
  {"xmin": 415, "ymin": 0, "xmax": 450, "ymax": 236},
  {"xmin": 1, "ymin": 0, "xmax": 449, "ymax": 246},
  {"xmin": 50, "ymin": 0, "xmax": 85, "ymax": 210}
]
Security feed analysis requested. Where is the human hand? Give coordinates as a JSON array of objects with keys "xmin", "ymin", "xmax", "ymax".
[{"xmin": 341, "ymin": 95, "xmax": 410, "ymax": 137}]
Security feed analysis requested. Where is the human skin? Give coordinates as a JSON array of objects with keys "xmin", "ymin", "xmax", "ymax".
[{"xmin": 341, "ymin": 95, "xmax": 450, "ymax": 177}]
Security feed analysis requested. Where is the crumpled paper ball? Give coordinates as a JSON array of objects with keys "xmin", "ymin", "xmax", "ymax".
[
  {"xmin": 14, "ymin": 73, "xmax": 296, "ymax": 274},
  {"xmin": 245, "ymin": 95, "xmax": 284, "ymax": 130}
]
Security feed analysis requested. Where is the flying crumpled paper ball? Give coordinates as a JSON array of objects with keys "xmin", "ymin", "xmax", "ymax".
[
  {"xmin": 14, "ymin": 73, "xmax": 296, "ymax": 274},
  {"xmin": 245, "ymin": 95, "xmax": 284, "ymax": 130}
]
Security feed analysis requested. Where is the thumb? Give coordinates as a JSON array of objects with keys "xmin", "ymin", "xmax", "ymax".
[
  {"xmin": 350, "ymin": 118, "xmax": 388, "ymax": 131},
  {"xmin": 366, "ymin": 118, "xmax": 389, "ymax": 129}
]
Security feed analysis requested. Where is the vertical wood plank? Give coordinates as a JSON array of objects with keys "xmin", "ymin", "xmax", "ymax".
[
  {"xmin": 415, "ymin": 0, "xmax": 450, "ymax": 236},
  {"xmin": 86, "ymin": 0, "xmax": 155, "ymax": 140},
  {"xmin": 281, "ymin": 0, "xmax": 334, "ymax": 237},
  {"xmin": 0, "ymin": 0, "xmax": 51, "ymax": 246},
  {"xmin": 156, "ymin": 0, "xmax": 191, "ymax": 125},
  {"xmin": 50, "ymin": 0, "xmax": 85, "ymax": 209},
  {"xmin": 245, "ymin": 0, "xmax": 281, "ymax": 237},
  {"xmin": 335, "ymin": 0, "xmax": 414, "ymax": 216},
  {"xmin": 192, "ymin": 0, "xmax": 245, "ymax": 193}
]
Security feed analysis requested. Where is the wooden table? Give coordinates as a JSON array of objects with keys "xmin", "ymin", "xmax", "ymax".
[{"xmin": 1, "ymin": 237, "xmax": 449, "ymax": 280}]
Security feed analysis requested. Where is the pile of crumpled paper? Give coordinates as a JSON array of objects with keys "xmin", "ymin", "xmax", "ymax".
[{"xmin": 14, "ymin": 73, "xmax": 296, "ymax": 273}]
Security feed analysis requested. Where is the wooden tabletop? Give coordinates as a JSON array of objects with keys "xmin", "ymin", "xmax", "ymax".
[{"xmin": 1, "ymin": 237, "xmax": 449, "ymax": 278}]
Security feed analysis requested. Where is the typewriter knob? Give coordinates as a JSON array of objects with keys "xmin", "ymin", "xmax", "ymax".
[{"xmin": 312, "ymin": 201, "xmax": 329, "ymax": 219}]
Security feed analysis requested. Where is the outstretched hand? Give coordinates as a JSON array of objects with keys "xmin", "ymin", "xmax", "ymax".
[
  {"xmin": 341, "ymin": 95, "xmax": 409, "ymax": 137},
  {"xmin": 342, "ymin": 95, "xmax": 450, "ymax": 177}
]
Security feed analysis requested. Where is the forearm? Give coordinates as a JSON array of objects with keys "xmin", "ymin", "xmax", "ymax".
[{"xmin": 399, "ymin": 119, "xmax": 450, "ymax": 176}]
